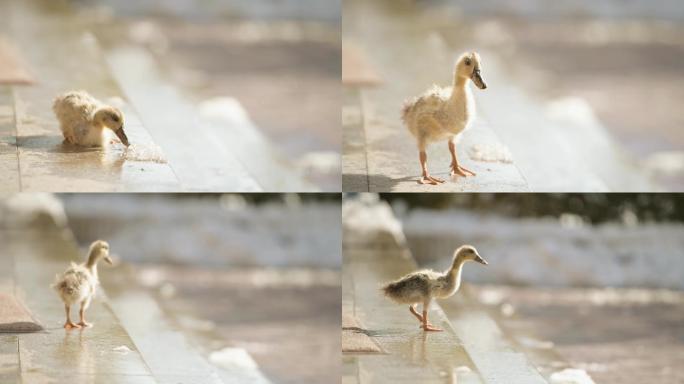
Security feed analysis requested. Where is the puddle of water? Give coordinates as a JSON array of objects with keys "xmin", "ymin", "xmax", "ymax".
[
  {"xmin": 550, "ymin": 368, "xmax": 596, "ymax": 384},
  {"xmin": 123, "ymin": 143, "xmax": 167, "ymax": 163},
  {"xmin": 468, "ymin": 143, "xmax": 513, "ymax": 163}
]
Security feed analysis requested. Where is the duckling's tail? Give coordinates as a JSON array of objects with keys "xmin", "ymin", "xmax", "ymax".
[
  {"xmin": 381, "ymin": 280, "xmax": 405, "ymax": 302},
  {"xmin": 401, "ymin": 101, "xmax": 413, "ymax": 124}
]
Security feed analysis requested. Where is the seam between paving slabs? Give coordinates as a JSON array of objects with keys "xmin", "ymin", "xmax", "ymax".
[
  {"xmin": 9, "ymin": 87, "xmax": 21, "ymax": 192},
  {"xmin": 358, "ymin": 88, "xmax": 371, "ymax": 192}
]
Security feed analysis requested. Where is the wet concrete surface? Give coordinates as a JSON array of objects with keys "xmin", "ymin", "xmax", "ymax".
[
  {"xmin": 477, "ymin": 285, "xmax": 684, "ymax": 384},
  {"xmin": 117, "ymin": 265, "xmax": 341, "ymax": 384}
]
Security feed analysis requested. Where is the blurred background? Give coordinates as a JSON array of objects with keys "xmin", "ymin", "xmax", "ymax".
[
  {"xmin": 1, "ymin": 193, "xmax": 341, "ymax": 384},
  {"xmin": 365, "ymin": 193, "xmax": 684, "ymax": 383},
  {"xmin": 342, "ymin": 0, "xmax": 684, "ymax": 191}
]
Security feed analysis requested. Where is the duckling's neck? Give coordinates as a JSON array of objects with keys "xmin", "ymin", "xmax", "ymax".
[
  {"xmin": 450, "ymin": 76, "xmax": 470, "ymax": 103},
  {"xmin": 445, "ymin": 256, "xmax": 466, "ymax": 285},
  {"xmin": 85, "ymin": 253, "xmax": 100, "ymax": 275}
]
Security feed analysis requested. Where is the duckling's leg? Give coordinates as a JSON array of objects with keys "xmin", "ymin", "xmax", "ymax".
[
  {"xmin": 418, "ymin": 146, "xmax": 445, "ymax": 185},
  {"xmin": 63, "ymin": 304, "xmax": 81, "ymax": 330},
  {"xmin": 409, "ymin": 304, "xmax": 424, "ymax": 323},
  {"xmin": 448, "ymin": 139, "xmax": 476, "ymax": 177},
  {"xmin": 421, "ymin": 300, "xmax": 442, "ymax": 332},
  {"xmin": 77, "ymin": 298, "xmax": 93, "ymax": 328}
]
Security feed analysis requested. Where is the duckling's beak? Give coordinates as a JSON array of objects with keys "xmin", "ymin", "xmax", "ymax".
[
  {"xmin": 475, "ymin": 254, "xmax": 488, "ymax": 265},
  {"xmin": 104, "ymin": 256, "xmax": 113, "ymax": 265},
  {"xmin": 115, "ymin": 126, "xmax": 130, "ymax": 147},
  {"xmin": 471, "ymin": 69, "xmax": 487, "ymax": 90}
]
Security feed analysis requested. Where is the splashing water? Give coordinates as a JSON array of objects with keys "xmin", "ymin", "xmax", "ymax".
[{"xmin": 124, "ymin": 143, "xmax": 167, "ymax": 163}]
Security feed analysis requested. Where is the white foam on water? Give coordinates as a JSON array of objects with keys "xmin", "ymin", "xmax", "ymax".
[
  {"xmin": 198, "ymin": 97, "xmax": 251, "ymax": 125},
  {"xmin": 124, "ymin": 143, "xmax": 167, "ymax": 163},
  {"xmin": 644, "ymin": 151, "xmax": 684, "ymax": 174},
  {"xmin": 468, "ymin": 143, "xmax": 513, "ymax": 163},
  {"xmin": 516, "ymin": 336, "xmax": 554, "ymax": 349},
  {"xmin": 297, "ymin": 151, "xmax": 341, "ymax": 174},
  {"xmin": 112, "ymin": 345, "xmax": 132, "ymax": 354},
  {"xmin": 550, "ymin": 368, "xmax": 596, "ymax": 384},
  {"xmin": 209, "ymin": 347, "xmax": 259, "ymax": 370}
]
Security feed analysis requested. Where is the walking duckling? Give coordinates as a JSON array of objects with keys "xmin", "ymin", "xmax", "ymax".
[
  {"xmin": 52, "ymin": 240, "xmax": 113, "ymax": 329},
  {"xmin": 53, "ymin": 90, "xmax": 129, "ymax": 147},
  {"xmin": 402, "ymin": 52, "xmax": 487, "ymax": 185},
  {"xmin": 382, "ymin": 245, "xmax": 487, "ymax": 331}
]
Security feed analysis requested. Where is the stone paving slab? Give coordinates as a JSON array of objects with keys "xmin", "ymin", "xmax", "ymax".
[
  {"xmin": 342, "ymin": 0, "xmax": 528, "ymax": 192},
  {"xmin": 441, "ymin": 299, "xmax": 547, "ymax": 384},
  {"xmin": 4, "ymin": 0, "xmax": 180, "ymax": 192}
]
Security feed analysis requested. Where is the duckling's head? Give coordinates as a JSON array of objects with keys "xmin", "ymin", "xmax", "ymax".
[
  {"xmin": 88, "ymin": 240, "xmax": 113, "ymax": 265},
  {"xmin": 94, "ymin": 106, "xmax": 129, "ymax": 146},
  {"xmin": 455, "ymin": 52, "xmax": 487, "ymax": 90},
  {"xmin": 453, "ymin": 245, "xmax": 488, "ymax": 266}
]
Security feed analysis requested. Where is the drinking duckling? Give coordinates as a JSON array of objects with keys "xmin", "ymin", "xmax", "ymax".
[
  {"xmin": 52, "ymin": 240, "xmax": 113, "ymax": 329},
  {"xmin": 402, "ymin": 52, "xmax": 487, "ymax": 184},
  {"xmin": 53, "ymin": 90, "xmax": 129, "ymax": 147},
  {"xmin": 382, "ymin": 245, "xmax": 487, "ymax": 331}
]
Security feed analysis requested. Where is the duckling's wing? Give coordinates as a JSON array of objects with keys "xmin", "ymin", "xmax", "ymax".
[
  {"xmin": 53, "ymin": 92, "xmax": 99, "ymax": 127},
  {"xmin": 382, "ymin": 272, "xmax": 430, "ymax": 303}
]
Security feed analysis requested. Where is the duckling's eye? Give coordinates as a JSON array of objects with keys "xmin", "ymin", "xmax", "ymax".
[
  {"xmin": 465, "ymin": 58, "xmax": 471, "ymax": 66},
  {"xmin": 111, "ymin": 115, "xmax": 120, "ymax": 123}
]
